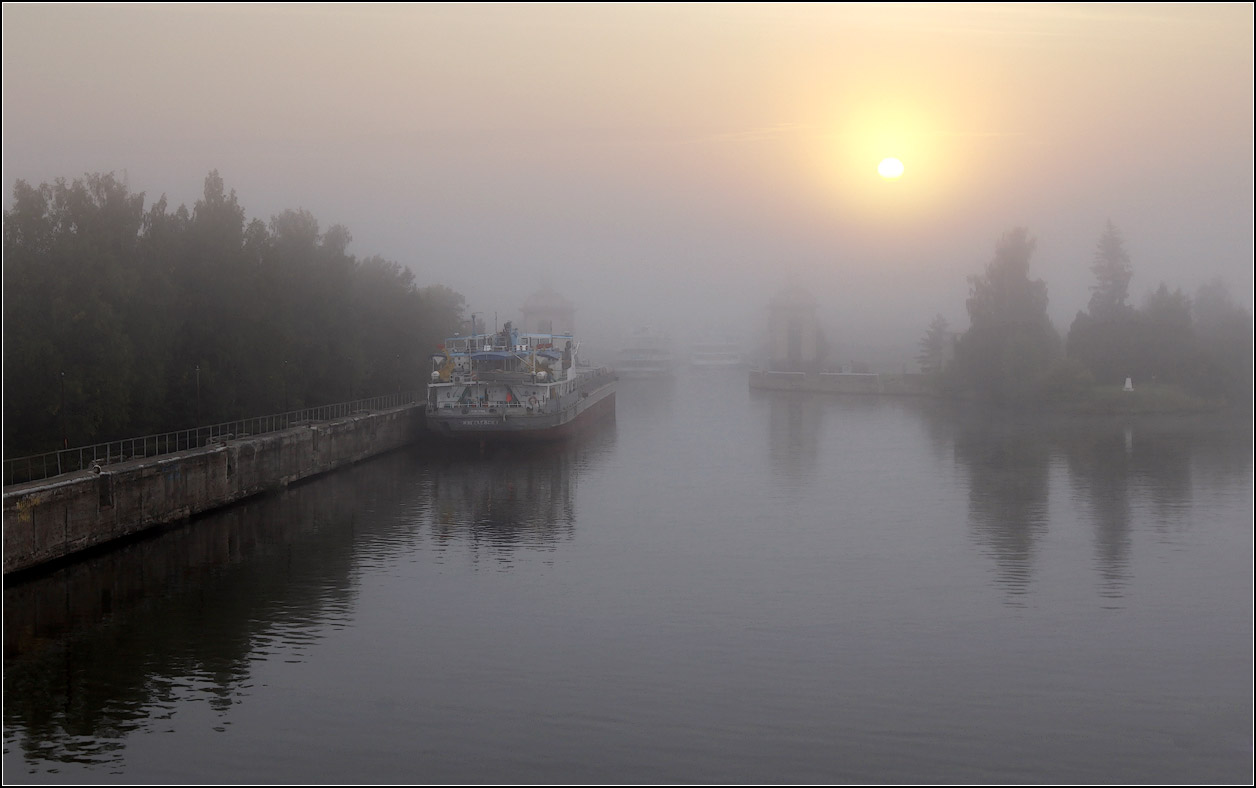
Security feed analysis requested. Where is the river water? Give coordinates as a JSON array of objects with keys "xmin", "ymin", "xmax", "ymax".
[{"xmin": 4, "ymin": 370, "xmax": 1252, "ymax": 784}]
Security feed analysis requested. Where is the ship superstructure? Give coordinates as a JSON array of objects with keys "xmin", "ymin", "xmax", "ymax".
[{"xmin": 426, "ymin": 321, "xmax": 615, "ymax": 440}]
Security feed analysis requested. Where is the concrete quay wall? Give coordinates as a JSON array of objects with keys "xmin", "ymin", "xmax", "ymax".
[
  {"xmin": 748, "ymin": 370, "xmax": 932, "ymax": 396},
  {"xmin": 3, "ymin": 405, "xmax": 424, "ymax": 575}
]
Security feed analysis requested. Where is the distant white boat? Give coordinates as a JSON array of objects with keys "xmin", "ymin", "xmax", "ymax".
[
  {"xmin": 689, "ymin": 340, "xmax": 744, "ymax": 369},
  {"xmin": 615, "ymin": 327, "xmax": 676, "ymax": 378}
]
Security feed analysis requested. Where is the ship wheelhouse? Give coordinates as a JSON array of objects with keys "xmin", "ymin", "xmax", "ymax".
[{"xmin": 427, "ymin": 321, "xmax": 581, "ymax": 415}]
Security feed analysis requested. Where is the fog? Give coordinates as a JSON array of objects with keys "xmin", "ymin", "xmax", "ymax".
[{"xmin": 4, "ymin": 3, "xmax": 1251, "ymax": 367}]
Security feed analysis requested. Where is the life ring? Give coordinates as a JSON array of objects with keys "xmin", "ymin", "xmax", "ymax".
[{"xmin": 528, "ymin": 396, "xmax": 538, "ymax": 407}]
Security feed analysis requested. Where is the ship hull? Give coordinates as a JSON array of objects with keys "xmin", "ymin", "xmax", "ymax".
[{"xmin": 426, "ymin": 383, "xmax": 615, "ymax": 441}]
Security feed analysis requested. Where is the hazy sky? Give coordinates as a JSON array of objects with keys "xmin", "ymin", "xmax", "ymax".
[{"xmin": 4, "ymin": 3, "xmax": 1252, "ymax": 363}]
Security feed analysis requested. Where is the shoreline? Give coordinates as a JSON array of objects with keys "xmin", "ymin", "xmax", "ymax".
[{"xmin": 748, "ymin": 369, "xmax": 1250, "ymax": 422}]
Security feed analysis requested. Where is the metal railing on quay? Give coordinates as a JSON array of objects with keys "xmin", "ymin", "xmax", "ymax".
[{"xmin": 4, "ymin": 390, "xmax": 423, "ymax": 488}]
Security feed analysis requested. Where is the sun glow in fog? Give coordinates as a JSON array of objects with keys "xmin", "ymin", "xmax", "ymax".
[{"xmin": 806, "ymin": 94, "xmax": 980, "ymax": 230}]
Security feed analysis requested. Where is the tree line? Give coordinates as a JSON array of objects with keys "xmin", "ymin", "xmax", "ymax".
[
  {"xmin": 917, "ymin": 222, "xmax": 1252, "ymax": 407},
  {"xmin": 3, "ymin": 171, "xmax": 466, "ymax": 457}
]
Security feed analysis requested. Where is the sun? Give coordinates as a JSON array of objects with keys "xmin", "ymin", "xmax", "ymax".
[{"xmin": 877, "ymin": 157, "xmax": 904, "ymax": 179}]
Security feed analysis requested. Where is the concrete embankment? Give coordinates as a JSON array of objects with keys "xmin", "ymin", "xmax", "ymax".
[
  {"xmin": 3, "ymin": 404, "xmax": 424, "ymax": 575},
  {"xmin": 748, "ymin": 370, "xmax": 932, "ymax": 396}
]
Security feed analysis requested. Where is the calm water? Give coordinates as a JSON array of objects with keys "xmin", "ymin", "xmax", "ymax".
[{"xmin": 4, "ymin": 371, "xmax": 1253, "ymax": 784}]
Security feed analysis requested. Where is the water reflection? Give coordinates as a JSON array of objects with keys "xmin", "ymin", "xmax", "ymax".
[
  {"xmin": 928, "ymin": 408, "xmax": 1252, "ymax": 604},
  {"xmin": 419, "ymin": 421, "xmax": 617, "ymax": 564},
  {"xmin": 753, "ymin": 388, "xmax": 825, "ymax": 490},
  {"xmin": 1059, "ymin": 427, "xmax": 1134, "ymax": 598},
  {"xmin": 3, "ymin": 422, "xmax": 616, "ymax": 773},
  {"xmin": 1127, "ymin": 427, "xmax": 1197, "ymax": 535},
  {"xmin": 1061, "ymin": 416, "xmax": 1252, "ymax": 585},
  {"xmin": 4, "ymin": 388, "xmax": 1249, "ymax": 782},
  {"xmin": 951, "ymin": 417, "xmax": 1053, "ymax": 602},
  {"xmin": 4, "ymin": 464, "xmax": 379, "ymax": 770}
]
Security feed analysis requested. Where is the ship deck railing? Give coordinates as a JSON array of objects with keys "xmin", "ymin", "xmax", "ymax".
[
  {"xmin": 432, "ymin": 401, "xmax": 543, "ymax": 413},
  {"xmin": 468, "ymin": 370, "xmax": 542, "ymax": 383},
  {"xmin": 443, "ymin": 333, "xmax": 573, "ymax": 354}
]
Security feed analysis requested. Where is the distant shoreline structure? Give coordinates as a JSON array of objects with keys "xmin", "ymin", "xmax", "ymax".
[{"xmin": 748, "ymin": 369, "xmax": 930, "ymax": 396}]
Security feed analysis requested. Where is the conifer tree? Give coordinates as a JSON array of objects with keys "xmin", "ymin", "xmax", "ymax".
[{"xmin": 1087, "ymin": 219, "xmax": 1133, "ymax": 319}]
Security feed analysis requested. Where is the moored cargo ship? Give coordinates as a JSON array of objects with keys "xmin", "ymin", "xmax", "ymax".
[{"xmin": 426, "ymin": 321, "xmax": 616, "ymax": 440}]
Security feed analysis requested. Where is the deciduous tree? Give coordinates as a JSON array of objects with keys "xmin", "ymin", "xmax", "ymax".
[
  {"xmin": 954, "ymin": 228, "xmax": 1061, "ymax": 402},
  {"xmin": 3, "ymin": 171, "xmax": 466, "ymax": 456}
]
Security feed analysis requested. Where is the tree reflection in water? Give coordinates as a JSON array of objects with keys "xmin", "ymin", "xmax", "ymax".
[
  {"xmin": 2, "ymin": 421, "xmax": 618, "ymax": 771},
  {"xmin": 931, "ymin": 407, "xmax": 1250, "ymax": 605}
]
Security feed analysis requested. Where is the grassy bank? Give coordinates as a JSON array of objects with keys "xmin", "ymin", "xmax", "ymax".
[{"xmin": 1059, "ymin": 384, "xmax": 1225, "ymax": 415}]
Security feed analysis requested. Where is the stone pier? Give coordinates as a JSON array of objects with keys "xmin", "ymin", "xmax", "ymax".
[{"xmin": 3, "ymin": 404, "xmax": 424, "ymax": 575}]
